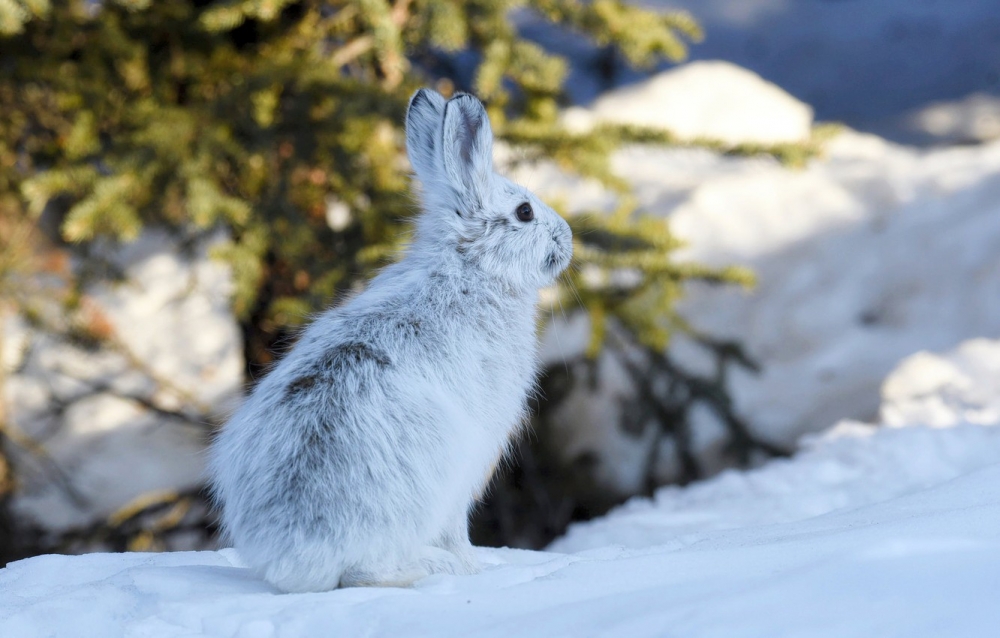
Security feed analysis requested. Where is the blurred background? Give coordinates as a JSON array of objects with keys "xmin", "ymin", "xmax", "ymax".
[{"xmin": 1, "ymin": 0, "xmax": 999, "ymax": 562}]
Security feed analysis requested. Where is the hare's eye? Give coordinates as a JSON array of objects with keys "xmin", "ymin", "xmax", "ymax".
[{"xmin": 515, "ymin": 202, "xmax": 534, "ymax": 222}]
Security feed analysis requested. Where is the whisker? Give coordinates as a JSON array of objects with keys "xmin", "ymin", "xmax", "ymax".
[
  {"xmin": 551, "ymin": 285, "xmax": 572, "ymax": 377},
  {"xmin": 561, "ymin": 271, "xmax": 586, "ymax": 310}
]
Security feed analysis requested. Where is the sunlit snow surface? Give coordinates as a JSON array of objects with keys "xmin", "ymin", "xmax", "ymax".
[
  {"xmin": 3, "ymin": 341, "xmax": 1000, "ymax": 637},
  {"xmin": 1, "ymin": 468, "xmax": 998, "ymax": 636},
  {"xmin": 3, "ymin": 425, "xmax": 1000, "ymax": 636}
]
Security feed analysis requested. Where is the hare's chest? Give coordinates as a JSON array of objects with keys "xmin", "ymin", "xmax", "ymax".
[
  {"xmin": 446, "ymin": 328, "xmax": 534, "ymax": 492},
  {"xmin": 468, "ymin": 317, "xmax": 535, "ymax": 410},
  {"xmin": 423, "ymin": 305, "xmax": 536, "ymax": 508}
]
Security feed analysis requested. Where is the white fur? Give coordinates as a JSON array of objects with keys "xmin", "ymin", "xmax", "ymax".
[{"xmin": 208, "ymin": 89, "xmax": 573, "ymax": 592}]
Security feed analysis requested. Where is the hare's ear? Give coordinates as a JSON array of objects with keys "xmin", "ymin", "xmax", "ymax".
[
  {"xmin": 441, "ymin": 94, "xmax": 493, "ymax": 205},
  {"xmin": 406, "ymin": 88, "xmax": 447, "ymax": 184}
]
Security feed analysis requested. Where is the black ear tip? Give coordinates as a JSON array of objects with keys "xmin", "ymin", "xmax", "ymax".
[
  {"xmin": 448, "ymin": 92, "xmax": 482, "ymax": 107},
  {"xmin": 408, "ymin": 89, "xmax": 429, "ymax": 112},
  {"xmin": 408, "ymin": 88, "xmax": 445, "ymax": 117},
  {"xmin": 445, "ymin": 93, "xmax": 488, "ymax": 129}
]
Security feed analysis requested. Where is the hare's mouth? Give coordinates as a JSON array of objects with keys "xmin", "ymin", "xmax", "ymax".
[{"xmin": 544, "ymin": 247, "xmax": 572, "ymax": 275}]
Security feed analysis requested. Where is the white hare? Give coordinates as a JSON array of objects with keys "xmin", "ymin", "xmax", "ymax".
[{"xmin": 208, "ymin": 88, "xmax": 573, "ymax": 592}]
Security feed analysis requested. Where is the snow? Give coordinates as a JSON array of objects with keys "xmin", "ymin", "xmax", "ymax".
[
  {"xmin": 3, "ymin": 340, "xmax": 1000, "ymax": 637},
  {"xmin": 527, "ymin": 123, "xmax": 1000, "ymax": 494},
  {"xmin": 552, "ymin": 422, "xmax": 1000, "ymax": 553},
  {"xmin": 666, "ymin": 131, "xmax": 1000, "ymax": 444},
  {"xmin": 906, "ymin": 93, "xmax": 1000, "ymax": 145},
  {"xmin": 3, "ymin": 451, "xmax": 998, "ymax": 636},
  {"xmin": 553, "ymin": 336, "xmax": 1000, "ymax": 548},
  {"xmin": 561, "ymin": 61, "xmax": 813, "ymax": 145},
  {"xmin": 880, "ymin": 339, "xmax": 1000, "ymax": 428},
  {"xmin": 2, "ymin": 231, "xmax": 242, "ymax": 532}
]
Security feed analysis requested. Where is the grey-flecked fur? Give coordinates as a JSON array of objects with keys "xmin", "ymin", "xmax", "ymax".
[{"xmin": 208, "ymin": 89, "xmax": 573, "ymax": 592}]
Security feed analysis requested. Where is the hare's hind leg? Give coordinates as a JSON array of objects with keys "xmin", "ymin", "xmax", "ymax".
[{"xmin": 339, "ymin": 545, "xmax": 474, "ymax": 588}]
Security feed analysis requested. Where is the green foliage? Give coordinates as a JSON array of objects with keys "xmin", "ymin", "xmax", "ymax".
[
  {"xmin": 561, "ymin": 203, "xmax": 754, "ymax": 356},
  {"xmin": 0, "ymin": 0, "xmax": 750, "ymax": 368}
]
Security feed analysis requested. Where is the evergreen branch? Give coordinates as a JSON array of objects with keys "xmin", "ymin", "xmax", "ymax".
[{"xmin": 330, "ymin": 35, "xmax": 376, "ymax": 68}]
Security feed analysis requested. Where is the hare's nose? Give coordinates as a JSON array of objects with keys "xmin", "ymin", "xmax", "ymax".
[
  {"xmin": 556, "ymin": 222, "xmax": 572, "ymax": 248},
  {"xmin": 551, "ymin": 228, "xmax": 564, "ymax": 248}
]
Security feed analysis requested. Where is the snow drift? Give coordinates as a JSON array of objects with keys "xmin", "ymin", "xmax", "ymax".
[{"xmin": 561, "ymin": 60, "xmax": 814, "ymax": 145}]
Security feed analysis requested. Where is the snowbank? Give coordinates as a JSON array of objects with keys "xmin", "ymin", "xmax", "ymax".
[
  {"xmin": 906, "ymin": 93, "xmax": 1000, "ymax": 145},
  {"xmin": 553, "ymin": 337, "xmax": 1000, "ymax": 551},
  {"xmin": 881, "ymin": 338, "xmax": 1000, "ymax": 428},
  {"xmin": 529, "ymin": 124, "xmax": 1000, "ymax": 494},
  {"xmin": 561, "ymin": 61, "xmax": 813, "ymax": 145},
  {"xmin": 2, "ymin": 231, "xmax": 242, "ymax": 533},
  {"xmin": 552, "ymin": 420, "xmax": 1000, "ymax": 553},
  {"xmin": 3, "ymin": 341, "xmax": 1000, "ymax": 637},
  {"xmin": 667, "ymin": 131, "xmax": 1000, "ymax": 445}
]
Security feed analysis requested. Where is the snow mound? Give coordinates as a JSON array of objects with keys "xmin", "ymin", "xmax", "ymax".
[
  {"xmin": 562, "ymin": 60, "xmax": 813, "ymax": 145},
  {"xmin": 551, "ymin": 422, "xmax": 1000, "ymax": 553},
  {"xmin": 552, "ymin": 337, "xmax": 1000, "ymax": 552},
  {"xmin": 3, "ymin": 341, "xmax": 1000, "ymax": 637},
  {"xmin": 881, "ymin": 338, "xmax": 1000, "ymax": 428},
  {"xmin": 905, "ymin": 93, "xmax": 1000, "ymax": 145}
]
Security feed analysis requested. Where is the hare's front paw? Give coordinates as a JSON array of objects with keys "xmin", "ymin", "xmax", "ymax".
[
  {"xmin": 447, "ymin": 544, "xmax": 482, "ymax": 576},
  {"xmin": 435, "ymin": 539, "xmax": 480, "ymax": 575},
  {"xmin": 340, "ymin": 546, "xmax": 477, "ymax": 588},
  {"xmin": 419, "ymin": 544, "xmax": 480, "ymax": 577}
]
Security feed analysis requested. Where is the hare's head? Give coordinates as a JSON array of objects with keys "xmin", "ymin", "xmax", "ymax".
[{"xmin": 406, "ymin": 89, "xmax": 572, "ymax": 291}]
